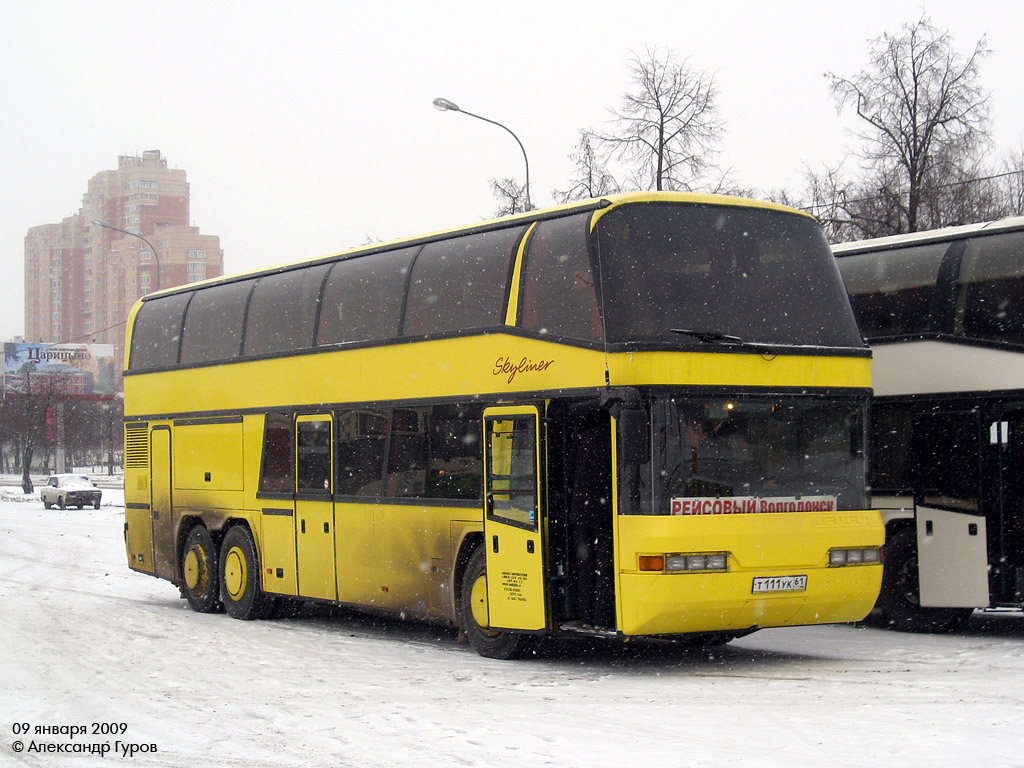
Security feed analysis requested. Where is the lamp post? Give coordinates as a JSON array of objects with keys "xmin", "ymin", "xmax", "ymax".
[
  {"xmin": 432, "ymin": 97, "xmax": 532, "ymax": 212},
  {"xmin": 92, "ymin": 220, "xmax": 162, "ymax": 292}
]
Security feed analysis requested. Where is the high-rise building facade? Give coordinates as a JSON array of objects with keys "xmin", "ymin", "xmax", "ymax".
[{"xmin": 24, "ymin": 150, "xmax": 223, "ymax": 370}]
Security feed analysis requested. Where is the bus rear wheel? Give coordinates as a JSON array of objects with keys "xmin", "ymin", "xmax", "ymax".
[
  {"xmin": 181, "ymin": 525, "xmax": 223, "ymax": 613},
  {"xmin": 219, "ymin": 525, "xmax": 273, "ymax": 620},
  {"xmin": 459, "ymin": 547, "xmax": 536, "ymax": 660},
  {"xmin": 871, "ymin": 526, "xmax": 973, "ymax": 633}
]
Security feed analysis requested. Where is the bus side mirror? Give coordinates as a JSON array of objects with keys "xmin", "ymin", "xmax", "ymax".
[{"xmin": 619, "ymin": 408, "xmax": 650, "ymax": 465}]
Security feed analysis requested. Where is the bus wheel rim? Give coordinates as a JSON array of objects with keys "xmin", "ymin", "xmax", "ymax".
[
  {"xmin": 469, "ymin": 574, "xmax": 499, "ymax": 636},
  {"xmin": 183, "ymin": 547, "xmax": 203, "ymax": 591},
  {"xmin": 224, "ymin": 546, "xmax": 247, "ymax": 601}
]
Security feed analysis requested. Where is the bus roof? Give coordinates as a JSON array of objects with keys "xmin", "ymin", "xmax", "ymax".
[
  {"xmin": 832, "ymin": 215, "xmax": 1024, "ymax": 257},
  {"xmin": 138, "ymin": 191, "xmax": 813, "ymax": 302}
]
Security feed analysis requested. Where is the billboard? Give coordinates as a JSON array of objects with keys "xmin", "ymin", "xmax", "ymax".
[{"xmin": 3, "ymin": 342, "xmax": 116, "ymax": 397}]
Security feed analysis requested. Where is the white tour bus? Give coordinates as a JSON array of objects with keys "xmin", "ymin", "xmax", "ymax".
[{"xmin": 834, "ymin": 216, "xmax": 1024, "ymax": 631}]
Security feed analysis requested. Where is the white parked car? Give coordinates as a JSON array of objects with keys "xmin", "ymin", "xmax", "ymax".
[{"xmin": 40, "ymin": 474, "xmax": 102, "ymax": 509}]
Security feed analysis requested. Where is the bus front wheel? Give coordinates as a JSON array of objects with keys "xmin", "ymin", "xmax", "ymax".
[
  {"xmin": 219, "ymin": 525, "xmax": 274, "ymax": 620},
  {"xmin": 181, "ymin": 525, "xmax": 223, "ymax": 614},
  {"xmin": 871, "ymin": 526, "xmax": 973, "ymax": 633},
  {"xmin": 459, "ymin": 547, "xmax": 536, "ymax": 660}
]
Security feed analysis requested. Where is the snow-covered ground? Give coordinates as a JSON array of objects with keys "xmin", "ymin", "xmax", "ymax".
[{"xmin": 2, "ymin": 481, "xmax": 1023, "ymax": 768}]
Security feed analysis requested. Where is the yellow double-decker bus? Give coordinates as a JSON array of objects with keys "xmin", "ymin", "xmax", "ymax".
[{"xmin": 123, "ymin": 192, "xmax": 883, "ymax": 658}]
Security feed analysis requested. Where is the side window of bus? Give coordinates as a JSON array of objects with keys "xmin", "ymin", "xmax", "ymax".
[
  {"xmin": 427, "ymin": 403, "xmax": 483, "ymax": 500},
  {"xmin": 403, "ymin": 227, "xmax": 525, "ymax": 336},
  {"xmin": 129, "ymin": 292, "xmax": 192, "ymax": 370},
  {"xmin": 384, "ymin": 408, "xmax": 429, "ymax": 497},
  {"xmin": 519, "ymin": 213, "xmax": 602, "ymax": 341},
  {"xmin": 259, "ymin": 412, "xmax": 294, "ymax": 495},
  {"xmin": 869, "ymin": 404, "xmax": 914, "ymax": 492},
  {"xmin": 297, "ymin": 420, "xmax": 332, "ymax": 494},
  {"xmin": 179, "ymin": 280, "xmax": 254, "ymax": 365},
  {"xmin": 380, "ymin": 405, "xmax": 484, "ymax": 501},
  {"xmin": 838, "ymin": 243, "xmax": 948, "ymax": 338},
  {"xmin": 336, "ymin": 408, "xmax": 388, "ymax": 496},
  {"xmin": 955, "ymin": 231, "xmax": 1024, "ymax": 345},
  {"xmin": 911, "ymin": 412, "xmax": 981, "ymax": 512},
  {"xmin": 244, "ymin": 264, "xmax": 331, "ymax": 357},
  {"xmin": 317, "ymin": 247, "xmax": 418, "ymax": 346}
]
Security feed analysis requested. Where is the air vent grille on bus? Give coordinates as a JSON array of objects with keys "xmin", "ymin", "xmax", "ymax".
[{"xmin": 124, "ymin": 427, "xmax": 150, "ymax": 469}]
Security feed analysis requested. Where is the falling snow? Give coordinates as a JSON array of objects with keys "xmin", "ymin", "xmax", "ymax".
[{"xmin": 2, "ymin": 483, "xmax": 1023, "ymax": 767}]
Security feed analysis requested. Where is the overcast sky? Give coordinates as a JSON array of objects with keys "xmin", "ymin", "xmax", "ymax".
[{"xmin": 2, "ymin": 0, "xmax": 1022, "ymax": 342}]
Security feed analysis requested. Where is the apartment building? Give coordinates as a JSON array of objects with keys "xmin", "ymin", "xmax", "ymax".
[{"xmin": 24, "ymin": 150, "xmax": 223, "ymax": 369}]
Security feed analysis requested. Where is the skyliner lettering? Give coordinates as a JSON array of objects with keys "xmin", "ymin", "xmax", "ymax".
[
  {"xmin": 671, "ymin": 495, "xmax": 838, "ymax": 515},
  {"xmin": 492, "ymin": 355, "xmax": 554, "ymax": 384}
]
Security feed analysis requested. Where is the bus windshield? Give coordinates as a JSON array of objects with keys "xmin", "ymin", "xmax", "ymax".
[
  {"xmin": 594, "ymin": 203, "xmax": 864, "ymax": 348},
  {"xmin": 623, "ymin": 396, "xmax": 867, "ymax": 515}
]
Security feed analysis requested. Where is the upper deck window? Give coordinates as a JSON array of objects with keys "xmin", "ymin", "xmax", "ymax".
[
  {"xmin": 244, "ymin": 265, "xmax": 330, "ymax": 357},
  {"xmin": 179, "ymin": 280, "xmax": 253, "ymax": 364},
  {"xmin": 317, "ymin": 247, "xmax": 417, "ymax": 346},
  {"xmin": 955, "ymin": 230, "xmax": 1024, "ymax": 345},
  {"xmin": 837, "ymin": 242, "xmax": 949, "ymax": 338},
  {"xmin": 595, "ymin": 203, "xmax": 863, "ymax": 348},
  {"xmin": 129, "ymin": 292, "xmax": 191, "ymax": 370},
  {"xmin": 519, "ymin": 213, "xmax": 602, "ymax": 342},
  {"xmin": 403, "ymin": 226, "xmax": 525, "ymax": 336}
]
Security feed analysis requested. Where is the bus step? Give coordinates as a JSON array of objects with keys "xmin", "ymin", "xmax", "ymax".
[{"xmin": 560, "ymin": 620, "xmax": 617, "ymax": 637}]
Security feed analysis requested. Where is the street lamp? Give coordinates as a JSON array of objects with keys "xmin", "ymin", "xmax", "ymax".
[
  {"xmin": 432, "ymin": 97, "xmax": 532, "ymax": 212},
  {"xmin": 92, "ymin": 220, "xmax": 161, "ymax": 292}
]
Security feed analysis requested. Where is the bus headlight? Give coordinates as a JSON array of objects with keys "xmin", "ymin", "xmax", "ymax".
[
  {"xmin": 639, "ymin": 552, "xmax": 730, "ymax": 573},
  {"xmin": 829, "ymin": 546, "xmax": 882, "ymax": 566}
]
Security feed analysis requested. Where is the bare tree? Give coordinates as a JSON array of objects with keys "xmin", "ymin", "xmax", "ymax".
[
  {"xmin": 825, "ymin": 16, "xmax": 991, "ymax": 234},
  {"xmin": 999, "ymin": 145, "xmax": 1024, "ymax": 215},
  {"xmin": 490, "ymin": 178, "xmax": 529, "ymax": 217},
  {"xmin": 0, "ymin": 374, "xmax": 71, "ymax": 493},
  {"xmin": 596, "ymin": 47, "xmax": 723, "ymax": 192},
  {"xmin": 804, "ymin": 159, "xmax": 919, "ymax": 241},
  {"xmin": 556, "ymin": 130, "xmax": 620, "ymax": 203}
]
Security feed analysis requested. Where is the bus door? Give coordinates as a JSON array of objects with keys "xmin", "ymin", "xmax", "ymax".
[
  {"xmin": 482, "ymin": 406, "xmax": 548, "ymax": 632},
  {"xmin": 295, "ymin": 415, "xmax": 337, "ymax": 601},
  {"xmin": 992, "ymin": 411, "xmax": 1024, "ymax": 600},
  {"xmin": 913, "ymin": 410, "xmax": 989, "ymax": 608},
  {"xmin": 150, "ymin": 426, "xmax": 174, "ymax": 580}
]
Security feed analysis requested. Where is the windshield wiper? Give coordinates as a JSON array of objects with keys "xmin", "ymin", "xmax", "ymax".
[
  {"xmin": 670, "ymin": 328, "xmax": 744, "ymax": 344},
  {"xmin": 669, "ymin": 328, "xmax": 783, "ymax": 354}
]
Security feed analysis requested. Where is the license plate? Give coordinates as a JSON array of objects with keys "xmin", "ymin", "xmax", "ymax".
[{"xmin": 752, "ymin": 575, "xmax": 807, "ymax": 594}]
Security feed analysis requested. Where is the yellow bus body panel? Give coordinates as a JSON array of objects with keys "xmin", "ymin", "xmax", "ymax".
[
  {"xmin": 260, "ymin": 507, "xmax": 297, "ymax": 596},
  {"xmin": 615, "ymin": 511, "xmax": 884, "ymax": 636},
  {"xmin": 608, "ymin": 350, "xmax": 871, "ymax": 390},
  {"xmin": 126, "ymin": 336, "xmax": 601, "ymax": 417},
  {"xmin": 331, "ymin": 501, "xmax": 478, "ymax": 617},
  {"xmin": 124, "ymin": 505, "xmax": 155, "ymax": 574},
  {"xmin": 173, "ymin": 421, "xmax": 244, "ymax": 493},
  {"xmin": 124, "ymin": 335, "xmax": 870, "ymax": 419}
]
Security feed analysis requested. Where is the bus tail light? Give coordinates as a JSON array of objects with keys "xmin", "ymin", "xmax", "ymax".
[{"xmin": 829, "ymin": 546, "xmax": 882, "ymax": 566}]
